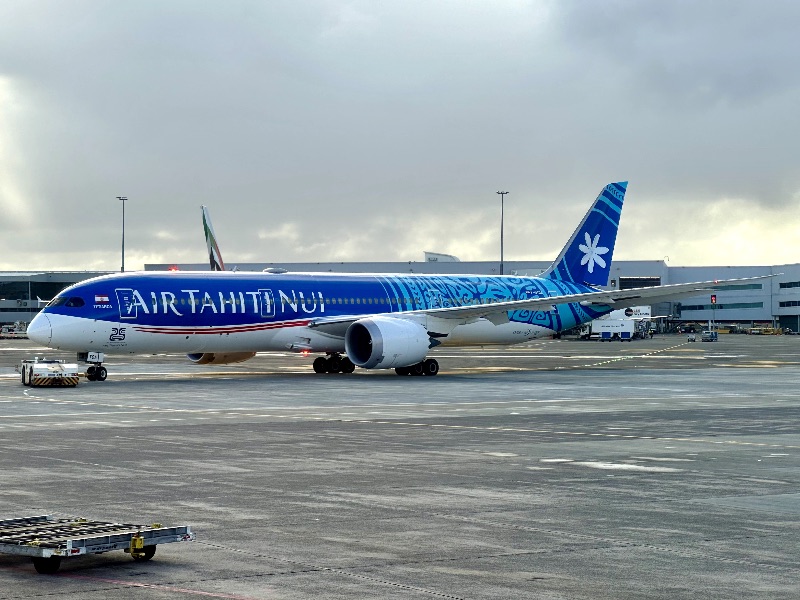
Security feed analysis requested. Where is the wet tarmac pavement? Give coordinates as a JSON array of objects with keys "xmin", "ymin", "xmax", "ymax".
[{"xmin": 0, "ymin": 334, "xmax": 798, "ymax": 599}]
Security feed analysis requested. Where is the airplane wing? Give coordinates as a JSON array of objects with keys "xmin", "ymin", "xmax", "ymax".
[{"xmin": 309, "ymin": 275, "xmax": 774, "ymax": 336}]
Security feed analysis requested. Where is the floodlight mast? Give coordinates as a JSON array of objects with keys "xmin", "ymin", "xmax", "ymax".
[
  {"xmin": 496, "ymin": 191, "xmax": 508, "ymax": 275},
  {"xmin": 116, "ymin": 196, "xmax": 127, "ymax": 272}
]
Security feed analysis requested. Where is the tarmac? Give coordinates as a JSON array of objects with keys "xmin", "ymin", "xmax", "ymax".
[{"xmin": 0, "ymin": 334, "xmax": 798, "ymax": 599}]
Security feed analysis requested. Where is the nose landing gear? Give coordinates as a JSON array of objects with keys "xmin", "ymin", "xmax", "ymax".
[
  {"xmin": 85, "ymin": 364, "xmax": 108, "ymax": 382},
  {"xmin": 79, "ymin": 352, "xmax": 108, "ymax": 382}
]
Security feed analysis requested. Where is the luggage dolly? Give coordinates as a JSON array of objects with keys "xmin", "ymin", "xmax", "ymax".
[{"xmin": 0, "ymin": 515, "xmax": 195, "ymax": 574}]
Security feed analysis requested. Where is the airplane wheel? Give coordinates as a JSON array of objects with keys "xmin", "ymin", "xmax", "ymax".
[
  {"xmin": 96, "ymin": 366, "xmax": 108, "ymax": 381},
  {"xmin": 86, "ymin": 365, "xmax": 96, "ymax": 381},
  {"xmin": 395, "ymin": 366, "xmax": 410, "ymax": 376},
  {"xmin": 410, "ymin": 362, "xmax": 425, "ymax": 376},
  {"xmin": 422, "ymin": 359, "xmax": 439, "ymax": 376},
  {"xmin": 340, "ymin": 358, "xmax": 355, "ymax": 374},
  {"xmin": 327, "ymin": 356, "xmax": 341, "ymax": 373},
  {"xmin": 313, "ymin": 357, "xmax": 327, "ymax": 373}
]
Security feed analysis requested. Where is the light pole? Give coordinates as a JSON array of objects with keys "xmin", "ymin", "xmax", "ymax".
[
  {"xmin": 116, "ymin": 196, "xmax": 127, "ymax": 272},
  {"xmin": 496, "ymin": 191, "xmax": 508, "ymax": 275}
]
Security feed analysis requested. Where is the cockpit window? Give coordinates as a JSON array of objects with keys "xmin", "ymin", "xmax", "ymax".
[
  {"xmin": 46, "ymin": 296, "xmax": 69, "ymax": 307},
  {"xmin": 46, "ymin": 296, "xmax": 85, "ymax": 308}
]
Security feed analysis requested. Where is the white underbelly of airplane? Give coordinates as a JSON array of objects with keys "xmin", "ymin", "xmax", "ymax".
[
  {"xmin": 41, "ymin": 314, "xmax": 549, "ymax": 356},
  {"xmin": 43, "ymin": 315, "xmax": 338, "ymax": 355}
]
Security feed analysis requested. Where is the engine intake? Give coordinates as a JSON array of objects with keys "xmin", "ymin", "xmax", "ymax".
[
  {"xmin": 187, "ymin": 352, "xmax": 256, "ymax": 365},
  {"xmin": 345, "ymin": 317, "xmax": 429, "ymax": 369}
]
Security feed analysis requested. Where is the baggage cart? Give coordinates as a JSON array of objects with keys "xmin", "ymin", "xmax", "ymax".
[{"xmin": 0, "ymin": 515, "xmax": 195, "ymax": 574}]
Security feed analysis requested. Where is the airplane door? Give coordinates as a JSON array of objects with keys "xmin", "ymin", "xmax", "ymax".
[{"xmin": 259, "ymin": 289, "xmax": 275, "ymax": 318}]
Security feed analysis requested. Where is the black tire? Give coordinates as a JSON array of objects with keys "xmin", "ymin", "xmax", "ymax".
[
  {"xmin": 132, "ymin": 545, "xmax": 157, "ymax": 561},
  {"xmin": 21, "ymin": 366, "xmax": 29, "ymax": 386},
  {"xmin": 32, "ymin": 556, "xmax": 61, "ymax": 574},
  {"xmin": 312, "ymin": 357, "xmax": 327, "ymax": 373},
  {"xmin": 340, "ymin": 358, "xmax": 355, "ymax": 373},
  {"xmin": 410, "ymin": 362, "xmax": 425, "ymax": 376},
  {"xmin": 96, "ymin": 366, "xmax": 108, "ymax": 381},
  {"xmin": 327, "ymin": 356, "xmax": 341, "ymax": 373},
  {"xmin": 423, "ymin": 359, "xmax": 439, "ymax": 376},
  {"xmin": 86, "ymin": 365, "xmax": 96, "ymax": 381},
  {"xmin": 395, "ymin": 366, "xmax": 410, "ymax": 376}
]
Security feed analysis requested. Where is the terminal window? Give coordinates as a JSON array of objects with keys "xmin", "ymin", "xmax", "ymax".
[
  {"xmin": 780, "ymin": 281, "xmax": 800, "ymax": 289},
  {"xmin": 716, "ymin": 283, "xmax": 762, "ymax": 291},
  {"xmin": 618, "ymin": 277, "xmax": 661, "ymax": 290},
  {"xmin": 681, "ymin": 302, "xmax": 763, "ymax": 311}
]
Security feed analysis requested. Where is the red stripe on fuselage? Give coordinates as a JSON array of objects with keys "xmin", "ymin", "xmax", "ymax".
[{"xmin": 132, "ymin": 319, "xmax": 311, "ymax": 335}]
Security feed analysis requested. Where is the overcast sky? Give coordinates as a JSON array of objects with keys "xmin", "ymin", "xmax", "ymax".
[{"xmin": 1, "ymin": 0, "xmax": 799, "ymax": 272}]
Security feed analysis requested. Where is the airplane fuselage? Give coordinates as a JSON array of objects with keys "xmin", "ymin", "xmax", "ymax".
[{"xmin": 32, "ymin": 271, "xmax": 610, "ymax": 355}]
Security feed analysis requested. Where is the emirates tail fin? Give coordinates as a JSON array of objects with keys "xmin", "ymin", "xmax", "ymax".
[{"xmin": 202, "ymin": 205, "xmax": 225, "ymax": 272}]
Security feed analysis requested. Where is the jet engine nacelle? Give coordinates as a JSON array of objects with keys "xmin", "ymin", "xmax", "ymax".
[
  {"xmin": 345, "ymin": 316, "xmax": 430, "ymax": 369},
  {"xmin": 187, "ymin": 352, "xmax": 257, "ymax": 365}
]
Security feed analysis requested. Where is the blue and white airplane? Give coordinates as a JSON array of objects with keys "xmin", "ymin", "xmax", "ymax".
[{"xmin": 26, "ymin": 182, "xmax": 758, "ymax": 380}]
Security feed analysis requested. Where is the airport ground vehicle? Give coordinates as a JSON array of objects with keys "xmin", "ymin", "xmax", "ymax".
[
  {"xmin": 0, "ymin": 515, "xmax": 195, "ymax": 574},
  {"xmin": 17, "ymin": 358, "xmax": 80, "ymax": 387},
  {"xmin": 0, "ymin": 322, "xmax": 27, "ymax": 339},
  {"xmin": 581, "ymin": 318, "xmax": 638, "ymax": 341},
  {"xmin": 596, "ymin": 319, "xmax": 636, "ymax": 341},
  {"xmin": 701, "ymin": 330, "xmax": 719, "ymax": 342}
]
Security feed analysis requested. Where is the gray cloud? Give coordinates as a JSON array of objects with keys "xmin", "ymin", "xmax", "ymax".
[{"xmin": 0, "ymin": 0, "xmax": 798, "ymax": 270}]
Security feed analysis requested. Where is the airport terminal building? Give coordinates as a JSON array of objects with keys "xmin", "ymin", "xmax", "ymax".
[{"xmin": 3, "ymin": 260, "xmax": 800, "ymax": 332}]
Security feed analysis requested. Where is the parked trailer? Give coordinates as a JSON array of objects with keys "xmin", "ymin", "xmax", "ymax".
[
  {"xmin": 17, "ymin": 358, "xmax": 80, "ymax": 387},
  {"xmin": 594, "ymin": 319, "xmax": 636, "ymax": 341},
  {"xmin": 0, "ymin": 515, "xmax": 195, "ymax": 574}
]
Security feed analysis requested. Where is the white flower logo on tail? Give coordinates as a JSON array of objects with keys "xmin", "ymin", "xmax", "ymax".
[{"xmin": 578, "ymin": 232, "xmax": 609, "ymax": 273}]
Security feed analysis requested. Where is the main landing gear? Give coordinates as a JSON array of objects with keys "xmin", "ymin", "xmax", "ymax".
[
  {"xmin": 395, "ymin": 359, "xmax": 439, "ymax": 376},
  {"xmin": 311, "ymin": 355, "xmax": 440, "ymax": 376},
  {"xmin": 313, "ymin": 353, "xmax": 356, "ymax": 374}
]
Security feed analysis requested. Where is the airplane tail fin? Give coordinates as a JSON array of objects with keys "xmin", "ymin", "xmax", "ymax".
[
  {"xmin": 542, "ymin": 182, "xmax": 627, "ymax": 286},
  {"xmin": 202, "ymin": 205, "xmax": 225, "ymax": 271}
]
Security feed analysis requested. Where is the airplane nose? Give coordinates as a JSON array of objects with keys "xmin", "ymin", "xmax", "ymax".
[{"xmin": 27, "ymin": 313, "xmax": 52, "ymax": 346}]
